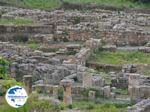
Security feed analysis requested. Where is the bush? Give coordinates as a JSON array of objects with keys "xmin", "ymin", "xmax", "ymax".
[
  {"xmin": 59, "ymin": 103, "xmax": 66, "ymax": 110},
  {"xmin": 0, "ymin": 57, "xmax": 9, "ymax": 79},
  {"xmin": 0, "ymin": 78, "xmax": 22, "ymax": 96},
  {"xmin": 86, "ymin": 103, "xmax": 94, "ymax": 110},
  {"xmin": 28, "ymin": 93, "xmax": 61, "ymax": 112},
  {"xmin": 68, "ymin": 104, "xmax": 73, "ymax": 109}
]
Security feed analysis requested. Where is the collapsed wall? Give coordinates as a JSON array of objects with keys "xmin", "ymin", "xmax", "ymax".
[{"xmin": 128, "ymin": 98, "xmax": 150, "ymax": 112}]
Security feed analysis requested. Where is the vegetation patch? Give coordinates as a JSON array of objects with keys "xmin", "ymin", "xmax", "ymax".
[
  {"xmin": 89, "ymin": 51, "xmax": 150, "ymax": 65},
  {"xmin": 0, "ymin": 93, "xmax": 61, "ymax": 112},
  {"xmin": 0, "ymin": 79, "xmax": 22, "ymax": 96},
  {"xmin": 64, "ymin": 0, "xmax": 150, "ymax": 9},
  {"xmin": 0, "ymin": 0, "xmax": 150, "ymax": 10},
  {"xmin": 0, "ymin": 57, "xmax": 9, "ymax": 79},
  {"xmin": 72, "ymin": 100, "xmax": 130, "ymax": 112},
  {"xmin": 113, "ymin": 88, "xmax": 128, "ymax": 95},
  {"xmin": 99, "ymin": 71, "xmax": 112, "ymax": 84},
  {"xmin": 17, "ymin": 42, "xmax": 41, "ymax": 50},
  {"xmin": 23, "ymin": 0, "xmax": 62, "ymax": 10},
  {"xmin": 0, "ymin": 57, "xmax": 22, "ymax": 96},
  {"xmin": 144, "ymin": 69, "xmax": 150, "ymax": 76},
  {"xmin": 0, "ymin": 0, "xmax": 62, "ymax": 10},
  {"xmin": 0, "ymin": 18, "xmax": 34, "ymax": 26}
]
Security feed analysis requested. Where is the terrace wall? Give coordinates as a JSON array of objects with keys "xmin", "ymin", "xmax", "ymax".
[{"xmin": 0, "ymin": 25, "xmax": 53, "ymax": 42}]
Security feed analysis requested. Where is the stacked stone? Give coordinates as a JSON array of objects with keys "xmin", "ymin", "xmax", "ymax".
[
  {"xmin": 138, "ymin": 47, "xmax": 150, "ymax": 53},
  {"xmin": 111, "ymin": 77, "xmax": 128, "ymax": 89},
  {"xmin": 92, "ymin": 75, "xmax": 105, "ymax": 87},
  {"xmin": 82, "ymin": 72, "xmax": 93, "ymax": 88},
  {"xmin": 128, "ymin": 98, "xmax": 150, "ymax": 112},
  {"xmin": 122, "ymin": 64, "xmax": 137, "ymax": 73}
]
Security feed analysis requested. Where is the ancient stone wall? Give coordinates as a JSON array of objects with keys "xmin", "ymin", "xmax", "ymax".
[
  {"xmin": 0, "ymin": 25, "xmax": 53, "ymax": 42},
  {"xmin": 32, "ymin": 84, "xmax": 114, "ymax": 100},
  {"xmin": 100, "ymin": 30, "xmax": 150, "ymax": 46},
  {"xmin": 86, "ymin": 62, "xmax": 122, "ymax": 71},
  {"xmin": 54, "ymin": 28, "xmax": 150, "ymax": 46}
]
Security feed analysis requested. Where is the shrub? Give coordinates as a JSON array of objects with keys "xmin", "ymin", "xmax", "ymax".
[
  {"xmin": 0, "ymin": 78, "xmax": 22, "ymax": 95},
  {"xmin": 0, "ymin": 57, "xmax": 9, "ymax": 79},
  {"xmin": 68, "ymin": 104, "xmax": 73, "ymax": 109},
  {"xmin": 59, "ymin": 103, "xmax": 66, "ymax": 110},
  {"xmin": 86, "ymin": 103, "xmax": 94, "ymax": 110}
]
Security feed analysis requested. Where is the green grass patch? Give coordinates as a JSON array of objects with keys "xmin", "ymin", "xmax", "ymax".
[
  {"xmin": 0, "ymin": 92, "xmax": 130, "ymax": 112},
  {"xmin": 144, "ymin": 69, "xmax": 150, "ymax": 76},
  {"xmin": 0, "ymin": 18, "xmax": 34, "ymax": 26},
  {"xmin": 27, "ymin": 43, "xmax": 39, "ymax": 50},
  {"xmin": 64, "ymin": 0, "xmax": 150, "ymax": 9},
  {"xmin": 0, "ymin": 0, "xmax": 62, "ymax": 10},
  {"xmin": 17, "ymin": 42, "xmax": 41, "ymax": 50},
  {"xmin": 89, "ymin": 51, "xmax": 150, "ymax": 65},
  {"xmin": 113, "ymin": 88, "xmax": 128, "ymax": 95},
  {"xmin": 0, "ymin": 0, "xmax": 150, "ymax": 10},
  {"xmin": 73, "ymin": 100, "xmax": 129, "ymax": 112},
  {"xmin": 27, "ymin": 43, "xmax": 40, "ymax": 50},
  {"xmin": 0, "ymin": 93, "xmax": 60, "ymax": 112},
  {"xmin": 23, "ymin": 0, "xmax": 61, "ymax": 10},
  {"xmin": 99, "ymin": 71, "xmax": 112, "ymax": 84}
]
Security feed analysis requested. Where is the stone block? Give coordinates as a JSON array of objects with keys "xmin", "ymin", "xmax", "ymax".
[{"xmin": 103, "ymin": 86, "xmax": 111, "ymax": 98}]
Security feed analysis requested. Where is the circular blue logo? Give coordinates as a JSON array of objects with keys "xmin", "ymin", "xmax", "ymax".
[{"xmin": 5, "ymin": 86, "xmax": 28, "ymax": 108}]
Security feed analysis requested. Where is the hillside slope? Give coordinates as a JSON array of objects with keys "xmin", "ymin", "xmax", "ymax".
[
  {"xmin": 0, "ymin": 0, "xmax": 62, "ymax": 10},
  {"xmin": 64, "ymin": 0, "xmax": 150, "ymax": 9},
  {"xmin": 0, "ymin": 0, "xmax": 149, "ymax": 10}
]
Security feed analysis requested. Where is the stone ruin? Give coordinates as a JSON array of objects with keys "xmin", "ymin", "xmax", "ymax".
[
  {"xmin": 60, "ymin": 79, "xmax": 73, "ymax": 105},
  {"xmin": 128, "ymin": 73, "xmax": 150, "ymax": 103},
  {"xmin": 128, "ymin": 98, "xmax": 150, "ymax": 112},
  {"xmin": 0, "ymin": 5, "xmax": 150, "ymax": 110}
]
